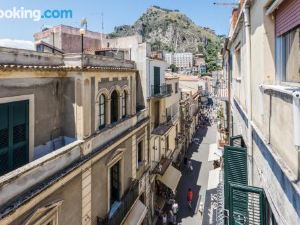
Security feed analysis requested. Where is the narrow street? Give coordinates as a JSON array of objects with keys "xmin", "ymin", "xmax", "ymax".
[{"xmin": 156, "ymin": 125, "xmax": 216, "ymax": 225}]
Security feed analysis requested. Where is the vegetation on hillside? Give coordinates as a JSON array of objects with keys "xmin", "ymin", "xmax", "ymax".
[{"xmin": 109, "ymin": 6, "xmax": 223, "ymax": 73}]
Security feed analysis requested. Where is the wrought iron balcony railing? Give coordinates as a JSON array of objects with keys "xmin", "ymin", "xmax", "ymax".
[
  {"xmin": 151, "ymin": 84, "xmax": 172, "ymax": 97},
  {"xmin": 97, "ymin": 181, "xmax": 139, "ymax": 225}
]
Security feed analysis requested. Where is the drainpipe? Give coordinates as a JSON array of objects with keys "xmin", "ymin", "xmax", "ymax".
[
  {"xmin": 224, "ymin": 39, "xmax": 231, "ymax": 137},
  {"xmin": 244, "ymin": 4, "xmax": 253, "ymax": 185}
]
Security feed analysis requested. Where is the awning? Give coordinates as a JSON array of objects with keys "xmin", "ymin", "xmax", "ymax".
[
  {"xmin": 157, "ymin": 165, "xmax": 182, "ymax": 193},
  {"xmin": 122, "ymin": 200, "xmax": 147, "ymax": 225},
  {"xmin": 207, "ymin": 143, "xmax": 223, "ymax": 161},
  {"xmin": 207, "ymin": 168, "xmax": 221, "ymax": 190}
]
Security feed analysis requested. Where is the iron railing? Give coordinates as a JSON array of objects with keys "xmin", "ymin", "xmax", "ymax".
[
  {"xmin": 151, "ymin": 84, "xmax": 172, "ymax": 97},
  {"xmin": 97, "ymin": 181, "xmax": 139, "ymax": 225}
]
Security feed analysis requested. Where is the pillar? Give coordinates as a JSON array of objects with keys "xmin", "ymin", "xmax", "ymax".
[{"xmin": 106, "ymin": 98, "xmax": 111, "ymax": 125}]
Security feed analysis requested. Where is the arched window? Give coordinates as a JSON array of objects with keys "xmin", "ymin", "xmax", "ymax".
[
  {"xmin": 122, "ymin": 91, "xmax": 127, "ymax": 118},
  {"xmin": 111, "ymin": 90, "xmax": 119, "ymax": 123},
  {"xmin": 99, "ymin": 94, "xmax": 106, "ymax": 129}
]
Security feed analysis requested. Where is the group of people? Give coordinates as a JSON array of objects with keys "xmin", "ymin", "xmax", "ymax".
[
  {"xmin": 160, "ymin": 188, "xmax": 194, "ymax": 225},
  {"xmin": 183, "ymin": 157, "xmax": 193, "ymax": 172},
  {"xmin": 161, "ymin": 201, "xmax": 178, "ymax": 225}
]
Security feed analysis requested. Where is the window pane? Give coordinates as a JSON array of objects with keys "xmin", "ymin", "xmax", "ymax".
[
  {"xmin": 100, "ymin": 116, "xmax": 104, "ymax": 124},
  {"xmin": 284, "ymin": 28, "xmax": 300, "ymax": 82},
  {"xmin": 99, "ymin": 94, "xmax": 106, "ymax": 128},
  {"xmin": 100, "ymin": 105, "xmax": 104, "ymax": 114}
]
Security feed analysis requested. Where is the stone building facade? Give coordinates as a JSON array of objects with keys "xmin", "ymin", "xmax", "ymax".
[
  {"xmin": 0, "ymin": 47, "xmax": 150, "ymax": 225},
  {"xmin": 0, "ymin": 27, "xmax": 202, "ymax": 225}
]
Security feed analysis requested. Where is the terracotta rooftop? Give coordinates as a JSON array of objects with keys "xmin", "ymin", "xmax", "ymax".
[
  {"xmin": 0, "ymin": 64, "xmax": 136, "ymax": 72},
  {"xmin": 178, "ymin": 75, "xmax": 201, "ymax": 81},
  {"xmin": 84, "ymin": 47, "xmax": 128, "ymax": 53},
  {"xmin": 165, "ymin": 73, "xmax": 179, "ymax": 80}
]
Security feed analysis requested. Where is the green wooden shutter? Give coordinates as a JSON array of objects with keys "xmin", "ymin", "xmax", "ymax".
[
  {"xmin": 230, "ymin": 135, "xmax": 246, "ymax": 148},
  {"xmin": 154, "ymin": 67, "xmax": 161, "ymax": 95},
  {"xmin": 229, "ymin": 183, "xmax": 267, "ymax": 225},
  {"xmin": 224, "ymin": 145, "xmax": 248, "ymax": 211},
  {"xmin": 0, "ymin": 100, "xmax": 29, "ymax": 176},
  {"xmin": 11, "ymin": 101, "xmax": 29, "ymax": 169},
  {"xmin": 0, "ymin": 103, "xmax": 9, "ymax": 175}
]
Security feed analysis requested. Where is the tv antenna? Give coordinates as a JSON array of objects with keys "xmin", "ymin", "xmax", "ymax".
[
  {"xmin": 213, "ymin": 2, "xmax": 239, "ymax": 7},
  {"xmin": 101, "ymin": 12, "xmax": 104, "ymax": 48}
]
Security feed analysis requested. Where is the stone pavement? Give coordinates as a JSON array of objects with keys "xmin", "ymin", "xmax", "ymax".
[{"xmin": 156, "ymin": 125, "xmax": 216, "ymax": 225}]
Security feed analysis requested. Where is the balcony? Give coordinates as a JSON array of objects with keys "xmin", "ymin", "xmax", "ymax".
[
  {"xmin": 97, "ymin": 181, "xmax": 139, "ymax": 225},
  {"xmin": 152, "ymin": 157, "xmax": 172, "ymax": 175},
  {"xmin": 151, "ymin": 84, "xmax": 172, "ymax": 98}
]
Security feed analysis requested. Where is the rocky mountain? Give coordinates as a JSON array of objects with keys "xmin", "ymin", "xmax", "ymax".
[{"xmin": 109, "ymin": 6, "xmax": 221, "ymax": 55}]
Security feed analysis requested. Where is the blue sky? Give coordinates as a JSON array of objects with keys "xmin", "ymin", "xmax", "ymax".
[{"xmin": 0, "ymin": 0, "xmax": 233, "ymax": 41}]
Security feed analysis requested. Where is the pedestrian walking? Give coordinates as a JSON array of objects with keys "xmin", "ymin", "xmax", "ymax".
[
  {"xmin": 162, "ymin": 213, "xmax": 167, "ymax": 225},
  {"xmin": 187, "ymin": 160, "xmax": 193, "ymax": 171},
  {"xmin": 168, "ymin": 210, "xmax": 174, "ymax": 225},
  {"xmin": 187, "ymin": 188, "xmax": 193, "ymax": 209},
  {"xmin": 172, "ymin": 202, "xmax": 178, "ymax": 215}
]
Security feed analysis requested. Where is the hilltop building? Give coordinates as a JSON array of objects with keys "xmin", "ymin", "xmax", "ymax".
[{"xmin": 165, "ymin": 52, "xmax": 193, "ymax": 71}]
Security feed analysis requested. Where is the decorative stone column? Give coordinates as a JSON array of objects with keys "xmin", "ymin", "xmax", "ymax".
[
  {"xmin": 119, "ymin": 94, "xmax": 123, "ymax": 120},
  {"xmin": 127, "ymin": 93, "xmax": 131, "ymax": 116},
  {"xmin": 83, "ymin": 78, "xmax": 91, "ymax": 137},
  {"xmin": 106, "ymin": 98, "xmax": 111, "ymax": 125},
  {"xmin": 131, "ymin": 75, "xmax": 136, "ymax": 115},
  {"xmin": 131, "ymin": 134, "xmax": 137, "ymax": 179},
  {"xmin": 75, "ymin": 79, "xmax": 84, "ymax": 139},
  {"xmin": 81, "ymin": 165, "xmax": 92, "ymax": 225}
]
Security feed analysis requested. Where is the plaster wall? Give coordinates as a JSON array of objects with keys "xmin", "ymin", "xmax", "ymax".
[
  {"xmin": 10, "ymin": 174, "xmax": 82, "ymax": 225},
  {"xmin": 0, "ymin": 76, "xmax": 76, "ymax": 151},
  {"xmin": 91, "ymin": 136, "xmax": 136, "ymax": 224}
]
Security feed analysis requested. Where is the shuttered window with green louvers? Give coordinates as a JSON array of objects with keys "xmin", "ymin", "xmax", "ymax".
[
  {"xmin": 224, "ymin": 145, "xmax": 248, "ymax": 211},
  {"xmin": 229, "ymin": 135, "xmax": 246, "ymax": 148},
  {"xmin": 0, "ymin": 100, "xmax": 29, "ymax": 176},
  {"xmin": 228, "ymin": 184, "xmax": 267, "ymax": 225}
]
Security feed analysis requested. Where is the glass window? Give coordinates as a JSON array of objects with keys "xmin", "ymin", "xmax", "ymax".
[
  {"xmin": 137, "ymin": 140, "xmax": 143, "ymax": 169},
  {"xmin": 282, "ymin": 27, "xmax": 300, "ymax": 82},
  {"xmin": 276, "ymin": 27, "xmax": 300, "ymax": 83},
  {"xmin": 111, "ymin": 91, "xmax": 119, "ymax": 123},
  {"xmin": 122, "ymin": 91, "xmax": 127, "ymax": 118},
  {"xmin": 235, "ymin": 48, "xmax": 241, "ymax": 78},
  {"xmin": 110, "ymin": 161, "xmax": 120, "ymax": 206},
  {"xmin": 175, "ymin": 82, "xmax": 178, "ymax": 93},
  {"xmin": 166, "ymin": 136, "xmax": 169, "ymax": 152},
  {"xmin": 99, "ymin": 94, "xmax": 105, "ymax": 129}
]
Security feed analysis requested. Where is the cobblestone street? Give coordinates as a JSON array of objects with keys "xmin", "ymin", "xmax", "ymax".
[{"xmin": 156, "ymin": 125, "xmax": 216, "ymax": 225}]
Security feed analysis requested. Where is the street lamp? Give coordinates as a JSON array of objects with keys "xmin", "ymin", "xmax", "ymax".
[
  {"xmin": 80, "ymin": 28, "xmax": 86, "ymax": 54},
  {"xmin": 80, "ymin": 18, "xmax": 87, "ymax": 54}
]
